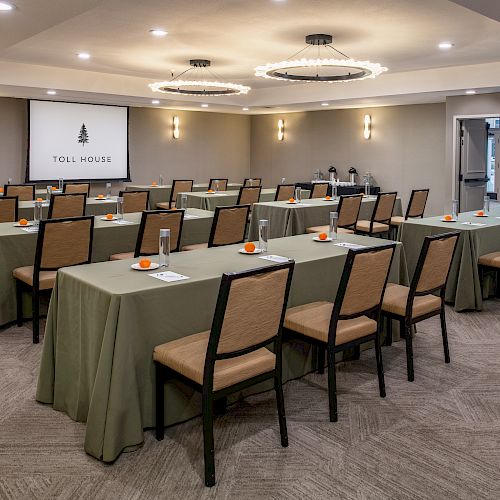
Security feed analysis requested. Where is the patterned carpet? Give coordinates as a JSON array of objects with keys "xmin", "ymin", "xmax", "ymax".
[{"xmin": 1, "ymin": 300, "xmax": 500, "ymax": 500}]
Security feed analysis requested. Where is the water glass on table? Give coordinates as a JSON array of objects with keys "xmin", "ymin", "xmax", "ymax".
[
  {"xmin": 159, "ymin": 228, "xmax": 170, "ymax": 267},
  {"xmin": 259, "ymin": 219, "xmax": 269, "ymax": 252},
  {"xmin": 452, "ymin": 200, "xmax": 459, "ymax": 220},
  {"xmin": 46, "ymin": 185, "xmax": 53, "ymax": 200},
  {"xmin": 33, "ymin": 201, "xmax": 43, "ymax": 226},
  {"xmin": 106, "ymin": 182, "xmax": 112, "ymax": 199},
  {"xmin": 58, "ymin": 178, "xmax": 64, "ymax": 191},
  {"xmin": 116, "ymin": 197, "xmax": 124, "ymax": 220},
  {"xmin": 483, "ymin": 196, "xmax": 490, "ymax": 214},
  {"xmin": 294, "ymin": 187, "xmax": 302, "ymax": 203},
  {"xmin": 159, "ymin": 174, "xmax": 164, "ymax": 187},
  {"xmin": 180, "ymin": 193, "xmax": 188, "ymax": 210},
  {"xmin": 329, "ymin": 212, "xmax": 338, "ymax": 240}
]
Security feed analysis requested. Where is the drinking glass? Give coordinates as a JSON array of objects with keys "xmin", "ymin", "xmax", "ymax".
[
  {"xmin": 483, "ymin": 196, "xmax": 490, "ymax": 214},
  {"xmin": 452, "ymin": 200, "xmax": 459, "ymax": 220},
  {"xmin": 294, "ymin": 187, "xmax": 302, "ymax": 203},
  {"xmin": 332, "ymin": 184, "xmax": 338, "ymax": 199},
  {"xmin": 46, "ymin": 185, "xmax": 53, "ymax": 200},
  {"xmin": 329, "ymin": 212, "xmax": 338, "ymax": 240},
  {"xmin": 364, "ymin": 181, "xmax": 370, "ymax": 196},
  {"xmin": 280, "ymin": 177, "xmax": 286, "ymax": 184},
  {"xmin": 58, "ymin": 178, "xmax": 64, "ymax": 191},
  {"xmin": 117, "ymin": 197, "xmax": 124, "ymax": 220},
  {"xmin": 180, "ymin": 193, "xmax": 188, "ymax": 210},
  {"xmin": 159, "ymin": 228, "xmax": 170, "ymax": 267},
  {"xmin": 105, "ymin": 182, "xmax": 112, "ymax": 199},
  {"xmin": 159, "ymin": 174, "xmax": 164, "ymax": 187},
  {"xmin": 33, "ymin": 201, "xmax": 43, "ymax": 226},
  {"xmin": 258, "ymin": 219, "xmax": 269, "ymax": 252},
  {"xmin": 213, "ymin": 180, "xmax": 220, "ymax": 192}
]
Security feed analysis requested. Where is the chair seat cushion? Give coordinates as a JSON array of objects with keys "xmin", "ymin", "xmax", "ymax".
[
  {"xmin": 382, "ymin": 283, "xmax": 441, "ymax": 318},
  {"xmin": 284, "ymin": 301, "xmax": 377, "ymax": 345},
  {"xmin": 110, "ymin": 252, "xmax": 134, "ymax": 261},
  {"xmin": 13, "ymin": 266, "xmax": 56, "ymax": 290},
  {"xmin": 305, "ymin": 226, "xmax": 354, "ymax": 235},
  {"xmin": 156, "ymin": 202, "xmax": 170, "ymax": 209},
  {"xmin": 478, "ymin": 252, "xmax": 500, "ymax": 268},
  {"xmin": 356, "ymin": 220, "xmax": 390, "ymax": 233},
  {"xmin": 390, "ymin": 216, "xmax": 405, "ymax": 226},
  {"xmin": 153, "ymin": 331, "xmax": 276, "ymax": 391},
  {"xmin": 183, "ymin": 243, "xmax": 208, "ymax": 251}
]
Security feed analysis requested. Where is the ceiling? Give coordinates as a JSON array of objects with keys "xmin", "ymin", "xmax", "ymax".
[{"xmin": 1, "ymin": 0, "xmax": 500, "ymax": 113}]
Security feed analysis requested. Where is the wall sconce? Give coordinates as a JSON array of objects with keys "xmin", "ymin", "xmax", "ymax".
[
  {"xmin": 278, "ymin": 119, "xmax": 285, "ymax": 141},
  {"xmin": 363, "ymin": 114, "xmax": 371, "ymax": 140},
  {"xmin": 173, "ymin": 116, "xmax": 180, "ymax": 139}
]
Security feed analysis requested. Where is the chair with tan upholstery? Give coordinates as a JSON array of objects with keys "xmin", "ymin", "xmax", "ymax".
[
  {"xmin": 157, "ymin": 179, "xmax": 193, "ymax": 209},
  {"xmin": 381, "ymin": 232, "xmax": 460, "ymax": 381},
  {"xmin": 243, "ymin": 178, "xmax": 262, "ymax": 187},
  {"xmin": 306, "ymin": 194, "xmax": 363, "ymax": 235},
  {"xmin": 47, "ymin": 193, "xmax": 87, "ymax": 219},
  {"xmin": 13, "ymin": 216, "xmax": 94, "ymax": 343},
  {"xmin": 208, "ymin": 178, "xmax": 228, "ymax": 191},
  {"xmin": 236, "ymin": 186, "xmax": 261, "ymax": 206},
  {"xmin": 355, "ymin": 192, "xmax": 397, "ymax": 237},
  {"xmin": 0, "ymin": 196, "xmax": 18, "ymax": 223},
  {"xmin": 63, "ymin": 183, "xmax": 90, "ymax": 195},
  {"xmin": 119, "ymin": 190, "xmax": 149, "ymax": 212},
  {"xmin": 274, "ymin": 184, "xmax": 296, "ymax": 201},
  {"xmin": 183, "ymin": 205, "xmax": 250, "ymax": 251},
  {"xmin": 154, "ymin": 261, "xmax": 295, "ymax": 487},
  {"xmin": 390, "ymin": 189, "xmax": 429, "ymax": 232},
  {"xmin": 478, "ymin": 252, "xmax": 500, "ymax": 298},
  {"xmin": 4, "ymin": 184, "xmax": 35, "ymax": 201},
  {"xmin": 310, "ymin": 183, "xmax": 329, "ymax": 199},
  {"xmin": 110, "ymin": 210, "xmax": 184, "ymax": 260},
  {"xmin": 284, "ymin": 243, "xmax": 396, "ymax": 422}
]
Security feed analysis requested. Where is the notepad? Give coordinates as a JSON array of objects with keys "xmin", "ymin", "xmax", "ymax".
[
  {"xmin": 461, "ymin": 221, "xmax": 485, "ymax": 226},
  {"xmin": 112, "ymin": 219, "xmax": 134, "ymax": 225},
  {"xmin": 22, "ymin": 226, "xmax": 39, "ymax": 233},
  {"xmin": 334, "ymin": 242, "xmax": 366, "ymax": 249},
  {"xmin": 149, "ymin": 271, "xmax": 190, "ymax": 283},
  {"xmin": 258, "ymin": 254, "xmax": 290, "ymax": 263}
]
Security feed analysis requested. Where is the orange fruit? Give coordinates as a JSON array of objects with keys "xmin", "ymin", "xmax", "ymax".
[
  {"xmin": 19, "ymin": 218, "xmax": 28, "ymax": 226},
  {"xmin": 443, "ymin": 214, "xmax": 453, "ymax": 221},
  {"xmin": 289, "ymin": 197, "xmax": 295, "ymax": 203},
  {"xmin": 476, "ymin": 210, "xmax": 484, "ymax": 216},
  {"xmin": 244, "ymin": 242, "xmax": 256, "ymax": 253},
  {"xmin": 207, "ymin": 189, "xmax": 214, "ymax": 193},
  {"xmin": 319, "ymin": 232, "xmax": 328, "ymax": 240},
  {"xmin": 152, "ymin": 182, "xmax": 157, "ymax": 186},
  {"xmin": 51, "ymin": 186, "xmax": 57, "ymax": 191},
  {"xmin": 36, "ymin": 197, "xmax": 43, "ymax": 202},
  {"xmin": 325, "ymin": 196, "xmax": 331, "ymax": 200},
  {"xmin": 139, "ymin": 258, "xmax": 151, "ymax": 269},
  {"xmin": 97, "ymin": 194, "xmax": 104, "ymax": 199},
  {"xmin": 106, "ymin": 213, "xmax": 114, "ymax": 220},
  {"xmin": 0, "ymin": 188, "xmax": 4, "ymax": 193}
]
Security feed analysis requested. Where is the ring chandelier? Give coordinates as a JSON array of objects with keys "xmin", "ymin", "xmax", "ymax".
[
  {"xmin": 149, "ymin": 59, "xmax": 250, "ymax": 97},
  {"xmin": 255, "ymin": 34, "xmax": 387, "ymax": 83}
]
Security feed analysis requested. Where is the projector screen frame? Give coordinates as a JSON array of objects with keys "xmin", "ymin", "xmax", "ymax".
[{"xmin": 26, "ymin": 99, "xmax": 131, "ymax": 183}]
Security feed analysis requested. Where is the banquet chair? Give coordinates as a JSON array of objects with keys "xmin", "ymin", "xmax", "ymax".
[
  {"xmin": 310, "ymin": 183, "xmax": 329, "ymax": 199},
  {"xmin": 478, "ymin": 253, "xmax": 500, "ymax": 298},
  {"xmin": 390, "ymin": 189, "xmax": 429, "ymax": 237},
  {"xmin": 63, "ymin": 183, "xmax": 90, "ymax": 195},
  {"xmin": 355, "ymin": 192, "xmax": 397, "ymax": 238},
  {"xmin": 4, "ymin": 184, "xmax": 35, "ymax": 201},
  {"xmin": 381, "ymin": 232, "xmax": 459, "ymax": 381},
  {"xmin": 110, "ymin": 210, "xmax": 184, "ymax": 260},
  {"xmin": 183, "ymin": 205, "xmax": 250, "ymax": 251},
  {"xmin": 154, "ymin": 261, "xmax": 294, "ymax": 487},
  {"xmin": 13, "ymin": 216, "xmax": 94, "ymax": 343},
  {"xmin": 119, "ymin": 190, "xmax": 149, "ymax": 212},
  {"xmin": 283, "ymin": 243, "xmax": 396, "ymax": 422},
  {"xmin": 48, "ymin": 193, "xmax": 87, "ymax": 219},
  {"xmin": 208, "ymin": 178, "xmax": 228, "ymax": 191},
  {"xmin": 236, "ymin": 186, "xmax": 261, "ymax": 206},
  {"xmin": 274, "ymin": 184, "xmax": 296, "ymax": 201},
  {"xmin": 243, "ymin": 178, "xmax": 262, "ymax": 187},
  {"xmin": 0, "ymin": 196, "xmax": 18, "ymax": 223},
  {"xmin": 157, "ymin": 179, "xmax": 194, "ymax": 209},
  {"xmin": 306, "ymin": 194, "xmax": 363, "ymax": 235}
]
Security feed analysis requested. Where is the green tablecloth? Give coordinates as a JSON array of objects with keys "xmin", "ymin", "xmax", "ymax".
[
  {"xmin": 175, "ymin": 188, "xmax": 289, "ymax": 211},
  {"xmin": 126, "ymin": 183, "xmax": 243, "ymax": 209},
  {"xmin": 19, "ymin": 197, "xmax": 120, "ymax": 220},
  {"xmin": 0, "ymin": 209, "xmax": 213, "ymax": 326},
  {"xmin": 399, "ymin": 208, "xmax": 500, "ymax": 311},
  {"xmin": 36, "ymin": 233, "xmax": 407, "ymax": 462},
  {"xmin": 248, "ymin": 197, "xmax": 403, "ymax": 240}
]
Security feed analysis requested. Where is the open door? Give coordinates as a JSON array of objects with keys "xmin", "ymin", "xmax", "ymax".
[{"xmin": 459, "ymin": 119, "xmax": 488, "ymax": 211}]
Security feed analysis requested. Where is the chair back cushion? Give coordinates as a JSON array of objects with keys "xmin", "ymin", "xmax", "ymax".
[
  {"xmin": 244, "ymin": 178, "xmax": 261, "ymax": 187},
  {"xmin": 238, "ymin": 186, "xmax": 261, "ymax": 205},
  {"xmin": 0, "ymin": 197, "xmax": 17, "ymax": 222},
  {"xmin": 211, "ymin": 206, "xmax": 248, "ymax": 246},
  {"xmin": 373, "ymin": 193, "xmax": 397, "ymax": 223},
  {"xmin": 338, "ymin": 195, "xmax": 362, "ymax": 227},
  {"xmin": 122, "ymin": 191, "xmax": 149, "ymax": 213},
  {"xmin": 171, "ymin": 180, "xmax": 193, "ymax": 201},
  {"xmin": 275, "ymin": 184, "xmax": 295, "ymax": 201},
  {"xmin": 209, "ymin": 179, "xmax": 228, "ymax": 191},
  {"xmin": 139, "ymin": 211, "xmax": 183, "ymax": 254},
  {"xmin": 311, "ymin": 183, "xmax": 329, "ymax": 199},
  {"xmin": 407, "ymin": 189, "xmax": 429, "ymax": 218},
  {"xmin": 64, "ymin": 183, "xmax": 90, "ymax": 195},
  {"xmin": 49, "ymin": 193, "xmax": 86, "ymax": 219},
  {"xmin": 5, "ymin": 185, "xmax": 34, "ymax": 201}
]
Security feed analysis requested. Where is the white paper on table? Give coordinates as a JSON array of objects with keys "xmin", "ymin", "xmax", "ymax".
[
  {"xmin": 149, "ymin": 271, "xmax": 190, "ymax": 283},
  {"xmin": 184, "ymin": 214, "xmax": 200, "ymax": 220},
  {"xmin": 22, "ymin": 226, "xmax": 39, "ymax": 233},
  {"xmin": 334, "ymin": 242, "xmax": 366, "ymax": 249},
  {"xmin": 258, "ymin": 254, "xmax": 291, "ymax": 263},
  {"xmin": 461, "ymin": 221, "xmax": 485, "ymax": 226},
  {"xmin": 112, "ymin": 219, "xmax": 135, "ymax": 225}
]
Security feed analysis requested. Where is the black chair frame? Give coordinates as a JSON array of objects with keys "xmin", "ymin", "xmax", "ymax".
[
  {"xmin": 336, "ymin": 194, "xmax": 363, "ymax": 232},
  {"xmin": 119, "ymin": 190, "xmax": 151, "ymax": 211},
  {"xmin": 357, "ymin": 191, "xmax": 397, "ymax": 238},
  {"xmin": 63, "ymin": 183, "xmax": 91, "ymax": 195},
  {"xmin": 47, "ymin": 192, "xmax": 87, "ymax": 219},
  {"xmin": 236, "ymin": 185, "xmax": 262, "ymax": 205},
  {"xmin": 274, "ymin": 184, "xmax": 296, "ymax": 201},
  {"xmin": 155, "ymin": 261, "xmax": 295, "ymax": 487},
  {"xmin": 207, "ymin": 204, "xmax": 251, "ymax": 248},
  {"xmin": 208, "ymin": 178, "xmax": 229, "ymax": 191},
  {"xmin": 0, "ymin": 195, "xmax": 19, "ymax": 222},
  {"xmin": 243, "ymin": 178, "xmax": 262, "ymax": 187},
  {"xmin": 4, "ymin": 184, "xmax": 35, "ymax": 201},
  {"xmin": 169, "ymin": 179, "xmax": 194, "ymax": 209},
  {"xmin": 310, "ymin": 182, "xmax": 330, "ymax": 199}
]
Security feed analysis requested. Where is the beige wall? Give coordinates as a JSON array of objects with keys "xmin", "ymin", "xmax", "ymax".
[{"xmin": 250, "ymin": 103, "xmax": 447, "ymax": 215}]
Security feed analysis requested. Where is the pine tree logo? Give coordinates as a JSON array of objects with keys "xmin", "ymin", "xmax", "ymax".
[{"xmin": 77, "ymin": 123, "xmax": 89, "ymax": 146}]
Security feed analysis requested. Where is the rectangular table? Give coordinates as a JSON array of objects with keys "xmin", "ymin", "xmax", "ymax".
[
  {"xmin": 19, "ymin": 196, "xmax": 120, "ymax": 220},
  {"xmin": 248, "ymin": 196, "xmax": 403, "ymax": 240},
  {"xmin": 126, "ymin": 183, "xmax": 243, "ymax": 209},
  {"xmin": 399, "ymin": 208, "xmax": 500, "ymax": 311},
  {"xmin": 0, "ymin": 208, "xmax": 213, "ymax": 326},
  {"xmin": 36, "ymin": 233, "xmax": 407, "ymax": 462}
]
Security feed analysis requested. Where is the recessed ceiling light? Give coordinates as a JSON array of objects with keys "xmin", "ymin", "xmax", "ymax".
[
  {"xmin": 321, "ymin": 102, "xmax": 329, "ymax": 106},
  {"xmin": 465, "ymin": 89, "xmax": 476, "ymax": 95},
  {"xmin": 151, "ymin": 99, "xmax": 160, "ymax": 104},
  {"xmin": 150, "ymin": 29, "xmax": 168, "ymax": 37},
  {"xmin": 438, "ymin": 42, "xmax": 453, "ymax": 50},
  {"xmin": 242, "ymin": 107, "xmax": 249, "ymax": 111},
  {"xmin": 46, "ymin": 90, "xmax": 57, "ymax": 95},
  {"xmin": 201, "ymin": 104, "xmax": 209, "ymax": 108},
  {"xmin": 77, "ymin": 52, "xmax": 91, "ymax": 60},
  {"xmin": 0, "ymin": 2, "xmax": 14, "ymax": 11}
]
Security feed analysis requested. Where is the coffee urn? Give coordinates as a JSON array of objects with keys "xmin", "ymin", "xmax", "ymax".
[
  {"xmin": 348, "ymin": 167, "xmax": 358, "ymax": 185},
  {"xmin": 328, "ymin": 166, "xmax": 337, "ymax": 183}
]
